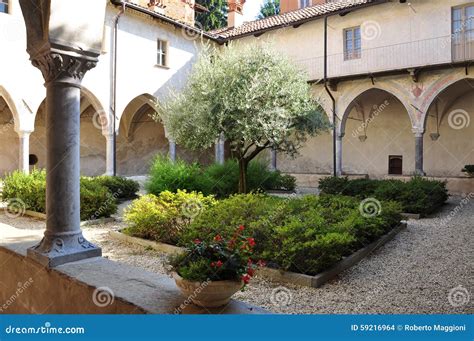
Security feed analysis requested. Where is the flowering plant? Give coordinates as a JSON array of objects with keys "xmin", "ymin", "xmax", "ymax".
[{"xmin": 169, "ymin": 225, "xmax": 265, "ymax": 285}]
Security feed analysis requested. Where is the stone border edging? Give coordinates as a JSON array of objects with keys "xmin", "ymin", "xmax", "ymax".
[
  {"xmin": 23, "ymin": 210, "xmax": 116, "ymax": 226},
  {"xmin": 109, "ymin": 222, "xmax": 407, "ymax": 288},
  {"xmin": 401, "ymin": 213, "xmax": 420, "ymax": 220},
  {"xmin": 109, "ymin": 230, "xmax": 184, "ymax": 255}
]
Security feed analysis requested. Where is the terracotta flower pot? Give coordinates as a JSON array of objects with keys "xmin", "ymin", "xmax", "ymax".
[{"xmin": 173, "ymin": 272, "xmax": 243, "ymax": 308}]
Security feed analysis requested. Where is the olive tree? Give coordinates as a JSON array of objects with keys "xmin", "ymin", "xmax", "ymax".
[{"xmin": 159, "ymin": 43, "xmax": 330, "ymax": 193}]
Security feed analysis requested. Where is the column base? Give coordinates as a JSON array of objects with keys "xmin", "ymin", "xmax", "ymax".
[{"xmin": 27, "ymin": 232, "xmax": 102, "ymax": 267}]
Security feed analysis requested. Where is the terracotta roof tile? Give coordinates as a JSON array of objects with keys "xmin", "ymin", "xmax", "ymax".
[{"xmin": 211, "ymin": 0, "xmax": 381, "ymax": 40}]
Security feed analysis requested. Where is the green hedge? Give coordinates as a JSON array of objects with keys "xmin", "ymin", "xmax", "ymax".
[
  {"xmin": 318, "ymin": 176, "xmax": 448, "ymax": 216},
  {"xmin": 124, "ymin": 192, "xmax": 402, "ymax": 275},
  {"xmin": 94, "ymin": 175, "xmax": 140, "ymax": 199},
  {"xmin": 2, "ymin": 169, "xmax": 118, "ymax": 221},
  {"xmin": 145, "ymin": 156, "xmax": 296, "ymax": 198}
]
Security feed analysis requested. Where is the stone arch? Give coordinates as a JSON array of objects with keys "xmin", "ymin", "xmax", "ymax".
[
  {"xmin": 337, "ymin": 83, "xmax": 414, "ymax": 136},
  {"xmin": 0, "ymin": 85, "xmax": 20, "ymax": 132},
  {"xmin": 117, "ymin": 94, "xmax": 169, "ymax": 176},
  {"xmin": 422, "ymin": 77, "xmax": 474, "ymax": 176},
  {"xmin": 0, "ymin": 86, "xmax": 20, "ymax": 175},
  {"xmin": 421, "ymin": 76, "xmax": 474, "ymax": 131},
  {"xmin": 31, "ymin": 87, "xmax": 108, "ymax": 175}
]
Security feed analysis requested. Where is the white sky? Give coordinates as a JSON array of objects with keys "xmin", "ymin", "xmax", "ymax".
[{"xmin": 243, "ymin": 0, "xmax": 266, "ymax": 21}]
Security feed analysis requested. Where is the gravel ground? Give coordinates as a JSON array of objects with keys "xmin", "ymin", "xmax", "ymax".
[{"xmin": 0, "ymin": 195, "xmax": 472, "ymax": 314}]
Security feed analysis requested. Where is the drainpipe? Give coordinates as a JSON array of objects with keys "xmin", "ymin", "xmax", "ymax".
[
  {"xmin": 112, "ymin": 2, "xmax": 126, "ymax": 176},
  {"xmin": 324, "ymin": 15, "xmax": 337, "ymax": 177}
]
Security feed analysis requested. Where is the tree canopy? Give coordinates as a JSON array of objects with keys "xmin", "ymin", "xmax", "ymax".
[
  {"xmin": 258, "ymin": 0, "xmax": 280, "ymax": 19},
  {"xmin": 159, "ymin": 43, "xmax": 330, "ymax": 192},
  {"xmin": 195, "ymin": 0, "xmax": 227, "ymax": 31}
]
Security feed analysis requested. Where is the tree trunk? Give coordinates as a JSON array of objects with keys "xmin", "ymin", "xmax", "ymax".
[{"xmin": 238, "ymin": 158, "xmax": 248, "ymax": 194}]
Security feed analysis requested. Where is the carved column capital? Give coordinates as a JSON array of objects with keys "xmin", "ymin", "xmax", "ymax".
[{"xmin": 31, "ymin": 50, "xmax": 97, "ymax": 85}]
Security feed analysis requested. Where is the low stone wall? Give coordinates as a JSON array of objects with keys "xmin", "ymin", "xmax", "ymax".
[{"xmin": 0, "ymin": 237, "xmax": 264, "ymax": 314}]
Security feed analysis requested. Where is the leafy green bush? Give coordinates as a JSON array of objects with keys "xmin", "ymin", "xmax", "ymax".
[
  {"xmin": 2, "ymin": 169, "xmax": 46, "ymax": 213},
  {"xmin": 319, "ymin": 176, "xmax": 448, "ymax": 216},
  {"xmin": 94, "ymin": 176, "xmax": 140, "ymax": 199},
  {"xmin": 2, "ymin": 169, "xmax": 118, "ymax": 220},
  {"xmin": 145, "ymin": 156, "xmax": 206, "ymax": 195},
  {"xmin": 146, "ymin": 156, "xmax": 296, "ymax": 197},
  {"xmin": 181, "ymin": 193, "xmax": 402, "ymax": 275},
  {"xmin": 123, "ymin": 190, "xmax": 216, "ymax": 245},
  {"xmin": 80, "ymin": 178, "xmax": 118, "ymax": 220}
]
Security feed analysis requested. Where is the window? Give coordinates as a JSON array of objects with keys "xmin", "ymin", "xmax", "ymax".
[
  {"xmin": 388, "ymin": 155, "xmax": 403, "ymax": 175},
  {"xmin": 29, "ymin": 154, "xmax": 38, "ymax": 166},
  {"xmin": 344, "ymin": 26, "xmax": 361, "ymax": 60},
  {"xmin": 452, "ymin": 4, "xmax": 474, "ymax": 61},
  {"xmin": 157, "ymin": 39, "xmax": 168, "ymax": 67},
  {"xmin": 299, "ymin": 0, "xmax": 310, "ymax": 9},
  {"xmin": 0, "ymin": 0, "xmax": 9, "ymax": 14}
]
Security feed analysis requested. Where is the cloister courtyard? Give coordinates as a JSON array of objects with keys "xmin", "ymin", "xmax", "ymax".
[{"xmin": 0, "ymin": 0, "xmax": 473, "ymax": 318}]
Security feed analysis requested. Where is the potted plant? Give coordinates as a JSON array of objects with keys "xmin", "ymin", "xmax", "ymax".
[
  {"xmin": 462, "ymin": 165, "xmax": 474, "ymax": 177},
  {"xmin": 169, "ymin": 225, "xmax": 264, "ymax": 308}
]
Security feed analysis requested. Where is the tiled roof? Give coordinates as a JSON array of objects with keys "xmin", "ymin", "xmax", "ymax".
[{"xmin": 211, "ymin": 0, "xmax": 382, "ymax": 40}]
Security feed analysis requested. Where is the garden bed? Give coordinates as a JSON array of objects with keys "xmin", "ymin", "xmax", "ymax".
[{"xmin": 109, "ymin": 222, "xmax": 407, "ymax": 288}]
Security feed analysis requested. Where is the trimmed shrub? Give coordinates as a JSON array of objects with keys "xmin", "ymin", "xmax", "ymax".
[
  {"xmin": 80, "ymin": 178, "xmax": 118, "ymax": 221},
  {"xmin": 123, "ymin": 190, "xmax": 216, "ymax": 245},
  {"xmin": 145, "ymin": 156, "xmax": 206, "ymax": 195},
  {"xmin": 146, "ymin": 156, "xmax": 296, "ymax": 197},
  {"xmin": 319, "ymin": 176, "xmax": 448, "ymax": 216},
  {"xmin": 94, "ymin": 175, "xmax": 140, "ymax": 199},
  {"xmin": 2, "ymin": 170, "xmax": 118, "ymax": 220}
]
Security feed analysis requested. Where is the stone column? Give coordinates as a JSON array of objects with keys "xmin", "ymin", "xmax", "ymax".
[
  {"xmin": 169, "ymin": 139, "xmax": 176, "ymax": 162},
  {"xmin": 104, "ymin": 133, "xmax": 114, "ymax": 176},
  {"xmin": 414, "ymin": 131, "xmax": 425, "ymax": 176},
  {"xmin": 336, "ymin": 133, "xmax": 344, "ymax": 176},
  {"xmin": 215, "ymin": 134, "xmax": 225, "ymax": 165},
  {"xmin": 18, "ymin": 131, "xmax": 31, "ymax": 174},
  {"xmin": 270, "ymin": 149, "xmax": 277, "ymax": 171},
  {"xmin": 27, "ymin": 52, "xmax": 101, "ymax": 267}
]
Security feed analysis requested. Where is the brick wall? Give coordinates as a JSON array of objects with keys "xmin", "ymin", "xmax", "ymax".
[
  {"xmin": 280, "ymin": 0, "xmax": 326, "ymax": 14},
  {"xmin": 130, "ymin": 0, "xmax": 195, "ymax": 25}
]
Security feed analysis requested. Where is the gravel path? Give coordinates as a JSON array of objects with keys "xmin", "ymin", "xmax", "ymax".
[{"xmin": 0, "ymin": 196, "xmax": 472, "ymax": 314}]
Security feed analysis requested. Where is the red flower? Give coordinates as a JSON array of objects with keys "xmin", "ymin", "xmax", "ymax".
[
  {"xmin": 210, "ymin": 262, "xmax": 216, "ymax": 267},
  {"xmin": 194, "ymin": 239, "xmax": 201, "ymax": 245},
  {"xmin": 247, "ymin": 268, "xmax": 255, "ymax": 277},
  {"xmin": 257, "ymin": 260, "xmax": 266, "ymax": 267},
  {"xmin": 247, "ymin": 258, "xmax": 253, "ymax": 265},
  {"xmin": 242, "ymin": 274, "xmax": 251, "ymax": 284},
  {"xmin": 238, "ymin": 225, "xmax": 245, "ymax": 231},
  {"xmin": 247, "ymin": 238, "xmax": 256, "ymax": 247},
  {"xmin": 216, "ymin": 260, "xmax": 223, "ymax": 268},
  {"xmin": 214, "ymin": 235, "xmax": 223, "ymax": 242}
]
